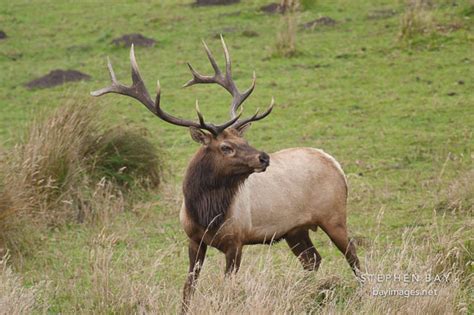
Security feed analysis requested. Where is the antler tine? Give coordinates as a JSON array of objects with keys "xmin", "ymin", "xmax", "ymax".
[
  {"xmin": 202, "ymin": 40, "xmax": 221, "ymax": 75},
  {"xmin": 195, "ymin": 100, "xmax": 206, "ymax": 126},
  {"xmin": 220, "ymin": 34, "xmax": 232, "ymax": 81},
  {"xmin": 90, "ymin": 57, "xmax": 119, "ymax": 96},
  {"xmin": 233, "ymin": 97, "xmax": 275, "ymax": 129},
  {"xmin": 182, "ymin": 39, "xmax": 224, "ymax": 88},
  {"xmin": 92, "ymin": 45, "xmax": 227, "ymax": 136},
  {"xmin": 91, "ymin": 40, "xmax": 269, "ymax": 136},
  {"xmin": 230, "ymin": 71, "xmax": 256, "ymax": 119},
  {"xmin": 183, "ymin": 35, "xmax": 256, "ymax": 119},
  {"xmin": 91, "ymin": 44, "xmax": 155, "ymax": 114}
]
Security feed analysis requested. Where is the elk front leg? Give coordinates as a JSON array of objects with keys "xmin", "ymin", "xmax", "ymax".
[
  {"xmin": 224, "ymin": 245, "xmax": 242, "ymax": 275},
  {"xmin": 181, "ymin": 239, "xmax": 207, "ymax": 314}
]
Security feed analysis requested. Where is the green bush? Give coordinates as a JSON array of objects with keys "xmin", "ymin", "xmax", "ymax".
[{"xmin": 0, "ymin": 103, "xmax": 165, "ymax": 253}]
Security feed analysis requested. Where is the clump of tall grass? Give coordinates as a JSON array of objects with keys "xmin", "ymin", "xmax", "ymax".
[
  {"xmin": 0, "ymin": 103, "xmax": 164, "ymax": 253},
  {"xmin": 436, "ymin": 170, "xmax": 474, "ymax": 214},
  {"xmin": 275, "ymin": 0, "xmax": 300, "ymax": 57},
  {"xmin": 398, "ymin": 0, "xmax": 434, "ymax": 44},
  {"xmin": 0, "ymin": 253, "xmax": 46, "ymax": 314},
  {"xmin": 91, "ymin": 127, "xmax": 162, "ymax": 190},
  {"xmin": 188, "ymin": 219, "xmax": 471, "ymax": 314},
  {"xmin": 84, "ymin": 230, "xmax": 174, "ymax": 314}
]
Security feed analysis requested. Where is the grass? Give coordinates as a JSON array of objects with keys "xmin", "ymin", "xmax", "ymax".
[
  {"xmin": 398, "ymin": 0, "xmax": 434, "ymax": 45},
  {"xmin": 0, "ymin": 0, "xmax": 473, "ymax": 313},
  {"xmin": 275, "ymin": 0, "xmax": 300, "ymax": 57},
  {"xmin": 0, "ymin": 103, "xmax": 164, "ymax": 255}
]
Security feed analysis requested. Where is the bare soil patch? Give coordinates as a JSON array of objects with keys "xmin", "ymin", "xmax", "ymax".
[
  {"xmin": 367, "ymin": 8, "xmax": 397, "ymax": 20},
  {"xmin": 195, "ymin": 0, "xmax": 240, "ymax": 6},
  {"xmin": 242, "ymin": 30, "xmax": 259, "ymax": 37},
  {"xmin": 211, "ymin": 27, "xmax": 238, "ymax": 39},
  {"xmin": 111, "ymin": 33, "xmax": 156, "ymax": 48},
  {"xmin": 260, "ymin": 3, "xmax": 283, "ymax": 14},
  {"xmin": 0, "ymin": 31, "xmax": 6, "ymax": 39},
  {"xmin": 435, "ymin": 22, "xmax": 464, "ymax": 33},
  {"xmin": 25, "ymin": 70, "xmax": 90, "ymax": 89},
  {"xmin": 301, "ymin": 17, "xmax": 337, "ymax": 30}
]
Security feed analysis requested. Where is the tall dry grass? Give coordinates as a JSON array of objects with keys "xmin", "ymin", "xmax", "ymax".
[
  {"xmin": 398, "ymin": 0, "xmax": 434, "ymax": 43},
  {"xmin": 275, "ymin": 0, "xmax": 300, "ymax": 57},
  {"xmin": 188, "ymin": 219, "xmax": 472, "ymax": 314},
  {"xmin": 85, "ymin": 230, "xmax": 175, "ymax": 314},
  {"xmin": 65, "ymin": 215, "xmax": 471, "ymax": 314},
  {"xmin": 0, "ymin": 254, "xmax": 47, "ymax": 314},
  {"xmin": 436, "ymin": 170, "xmax": 474, "ymax": 215},
  {"xmin": 0, "ymin": 103, "xmax": 164, "ymax": 254}
]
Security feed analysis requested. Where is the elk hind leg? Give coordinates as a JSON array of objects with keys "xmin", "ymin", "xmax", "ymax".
[
  {"xmin": 285, "ymin": 229, "xmax": 322, "ymax": 271},
  {"xmin": 320, "ymin": 221, "xmax": 360, "ymax": 276}
]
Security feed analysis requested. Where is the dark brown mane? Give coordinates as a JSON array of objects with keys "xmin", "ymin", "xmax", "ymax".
[{"xmin": 183, "ymin": 148, "xmax": 248, "ymax": 230}]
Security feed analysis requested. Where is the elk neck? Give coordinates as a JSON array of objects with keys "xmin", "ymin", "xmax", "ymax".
[{"xmin": 183, "ymin": 147, "xmax": 248, "ymax": 230}]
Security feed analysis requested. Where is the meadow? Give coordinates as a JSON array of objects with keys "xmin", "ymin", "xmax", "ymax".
[{"xmin": 0, "ymin": 0, "xmax": 473, "ymax": 313}]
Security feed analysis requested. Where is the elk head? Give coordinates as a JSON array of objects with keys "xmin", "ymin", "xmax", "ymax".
[{"xmin": 91, "ymin": 36, "xmax": 273, "ymax": 176}]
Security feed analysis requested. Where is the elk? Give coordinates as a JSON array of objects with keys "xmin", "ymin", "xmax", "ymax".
[{"xmin": 92, "ymin": 36, "xmax": 361, "ymax": 313}]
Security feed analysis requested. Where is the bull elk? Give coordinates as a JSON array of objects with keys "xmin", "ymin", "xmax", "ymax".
[{"xmin": 92, "ymin": 36, "xmax": 361, "ymax": 313}]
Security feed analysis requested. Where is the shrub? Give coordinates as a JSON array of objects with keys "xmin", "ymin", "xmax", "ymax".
[
  {"xmin": 275, "ymin": 0, "xmax": 299, "ymax": 57},
  {"xmin": 188, "ymin": 222, "xmax": 471, "ymax": 314},
  {"xmin": 436, "ymin": 170, "xmax": 474, "ymax": 214},
  {"xmin": 0, "ymin": 103, "xmax": 164, "ymax": 253},
  {"xmin": 0, "ymin": 254, "xmax": 46, "ymax": 314},
  {"xmin": 90, "ymin": 128, "xmax": 163, "ymax": 190},
  {"xmin": 398, "ymin": 0, "xmax": 434, "ymax": 44}
]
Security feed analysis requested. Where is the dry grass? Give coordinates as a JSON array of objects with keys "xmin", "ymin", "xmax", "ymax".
[
  {"xmin": 275, "ymin": 0, "xmax": 300, "ymax": 57},
  {"xmin": 436, "ymin": 170, "xmax": 474, "ymax": 215},
  {"xmin": 188, "ymin": 219, "xmax": 472, "ymax": 314},
  {"xmin": 83, "ymin": 230, "xmax": 175, "ymax": 314},
  {"xmin": 0, "ymin": 254, "xmax": 46, "ymax": 314},
  {"xmin": 398, "ymin": 0, "xmax": 434, "ymax": 43},
  {"xmin": 1, "ymin": 183, "xmax": 471, "ymax": 314},
  {"xmin": 0, "ymin": 103, "xmax": 164, "ymax": 254},
  {"xmin": 63, "ymin": 209, "xmax": 469, "ymax": 314}
]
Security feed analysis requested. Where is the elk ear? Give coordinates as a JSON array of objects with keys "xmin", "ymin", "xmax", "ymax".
[
  {"xmin": 236, "ymin": 123, "xmax": 252, "ymax": 136},
  {"xmin": 189, "ymin": 127, "xmax": 212, "ymax": 145}
]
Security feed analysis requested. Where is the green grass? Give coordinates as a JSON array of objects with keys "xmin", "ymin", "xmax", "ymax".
[{"xmin": 0, "ymin": 0, "xmax": 473, "ymax": 313}]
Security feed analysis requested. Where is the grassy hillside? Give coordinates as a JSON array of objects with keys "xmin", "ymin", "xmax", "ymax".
[{"xmin": 0, "ymin": 0, "xmax": 473, "ymax": 313}]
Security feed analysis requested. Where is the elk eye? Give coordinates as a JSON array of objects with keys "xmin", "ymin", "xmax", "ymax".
[{"xmin": 220, "ymin": 144, "xmax": 234, "ymax": 155}]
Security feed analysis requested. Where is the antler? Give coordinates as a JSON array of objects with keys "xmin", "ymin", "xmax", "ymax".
[
  {"xmin": 90, "ymin": 44, "xmax": 241, "ymax": 136},
  {"xmin": 183, "ymin": 35, "xmax": 274, "ymax": 129}
]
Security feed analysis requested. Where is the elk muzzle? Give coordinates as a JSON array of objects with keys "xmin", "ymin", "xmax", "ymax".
[{"xmin": 254, "ymin": 152, "xmax": 270, "ymax": 173}]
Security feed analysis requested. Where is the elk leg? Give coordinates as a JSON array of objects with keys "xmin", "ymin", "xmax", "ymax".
[
  {"xmin": 182, "ymin": 239, "xmax": 207, "ymax": 314},
  {"xmin": 224, "ymin": 245, "xmax": 242, "ymax": 275},
  {"xmin": 320, "ymin": 222, "xmax": 360, "ymax": 276},
  {"xmin": 285, "ymin": 229, "xmax": 322, "ymax": 271}
]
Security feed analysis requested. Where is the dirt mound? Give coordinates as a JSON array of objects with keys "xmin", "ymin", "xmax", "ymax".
[
  {"xmin": 301, "ymin": 17, "xmax": 337, "ymax": 29},
  {"xmin": 25, "ymin": 70, "xmax": 90, "ymax": 89},
  {"xmin": 260, "ymin": 3, "xmax": 283, "ymax": 14},
  {"xmin": 242, "ymin": 30, "xmax": 259, "ymax": 37},
  {"xmin": 111, "ymin": 33, "xmax": 156, "ymax": 48},
  {"xmin": 367, "ymin": 8, "xmax": 397, "ymax": 20},
  {"xmin": 0, "ymin": 31, "xmax": 6, "ymax": 39},
  {"xmin": 195, "ymin": 0, "xmax": 240, "ymax": 5}
]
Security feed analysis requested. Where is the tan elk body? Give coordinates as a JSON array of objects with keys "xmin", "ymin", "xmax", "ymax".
[
  {"xmin": 180, "ymin": 146, "xmax": 349, "ymax": 246},
  {"xmin": 92, "ymin": 37, "xmax": 360, "ymax": 314}
]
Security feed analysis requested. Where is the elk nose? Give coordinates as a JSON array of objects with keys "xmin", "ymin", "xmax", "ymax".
[{"xmin": 259, "ymin": 152, "xmax": 270, "ymax": 166}]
